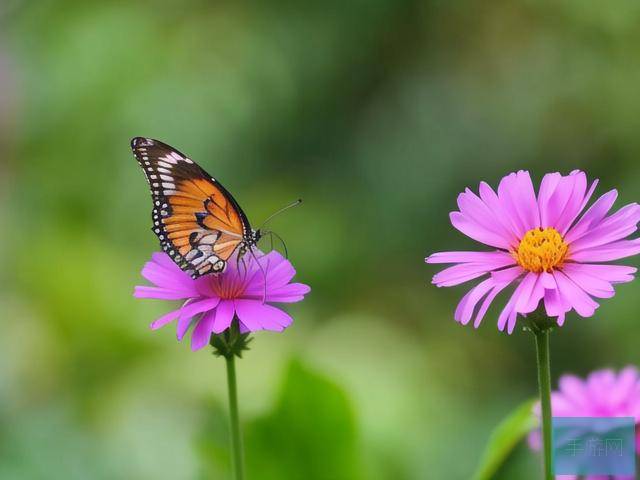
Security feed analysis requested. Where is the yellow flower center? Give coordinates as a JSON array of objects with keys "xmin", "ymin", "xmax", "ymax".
[{"xmin": 514, "ymin": 227, "xmax": 568, "ymax": 273}]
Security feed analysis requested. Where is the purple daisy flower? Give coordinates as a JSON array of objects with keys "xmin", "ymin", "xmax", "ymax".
[
  {"xmin": 134, "ymin": 250, "xmax": 310, "ymax": 350},
  {"xmin": 529, "ymin": 366, "xmax": 640, "ymax": 479},
  {"xmin": 426, "ymin": 170, "xmax": 640, "ymax": 333}
]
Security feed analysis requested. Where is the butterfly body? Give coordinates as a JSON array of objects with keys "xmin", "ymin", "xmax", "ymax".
[{"xmin": 131, "ymin": 137, "xmax": 260, "ymax": 278}]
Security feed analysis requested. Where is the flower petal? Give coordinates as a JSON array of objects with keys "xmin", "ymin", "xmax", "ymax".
[
  {"xmin": 569, "ymin": 238, "xmax": 640, "ymax": 262},
  {"xmin": 473, "ymin": 281, "xmax": 512, "ymax": 328},
  {"xmin": 191, "ymin": 310, "xmax": 216, "ymax": 351},
  {"xmin": 543, "ymin": 173, "xmax": 577, "ymax": 229},
  {"xmin": 537, "ymin": 172, "xmax": 562, "ymax": 228},
  {"xmin": 449, "ymin": 212, "xmax": 512, "ymax": 249},
  {"xmin": 558, "ymin": 374, "xmax": 592, "ymax": 411},
  {"xmin": 425, "ymin": 251, "xmax": 516, "ymax": 264},
  {"xmin": 514, "ymin": 272, "xmax": 545, "ymax": 314},
  {"xmin": 553, "ymin": 270, "xmax": 599, "ymax": 318},
  {"xmin": 554, "ymin": 171, "xmax": 589, "ymax": 234},
  {"xmin": 433, "ymin": 259, "xmax": 516, "ymax": 287},
  {"xmin": 560, "ymin": 264, "xmax": 615, "ymax": 299},
  {"xmin": 141, "ymin": 258, "xmax": 196, "ymax": 293},
  {"xmin": 564, "ymin": 264, "xmax": 636, "ymax": 283},
  {"xmin": 479, "ymin": 181, "xmax": 523, "ymax": 239},
  {"xmin": 497, "ymin": 172, "xmax": 534, "ymax": 235},
  {"xmin": 454, "ymin": 278, "xmax": 494, "ymax": 325},
  {"xmin": 150, "ymin": 306, "xmax": 183, "ymax": 330},
  {"xmin": 264, "ymin": 283, "xmax": 312, "ymax": 303},
  {"xmin": 568, "ymin": 203, "xmax": 640, "ymax": 253},
  {"xmin": 135, "ymin": 286, "xmax": 193, "ymax": 300},
  {"xmin": 235, "ymin": 299, "xmax": 293, "ymax": 332},
  {"xmin": 457, "ymin": 188, "xmax": 518, "ymax": 245},
  {"xmin": 177, "ymin": 297, "xmax": 220, "ymax": 340},
  {"xmin": 564, "ymin": 189, "xmax": 617, "ymax": 244},
  {"xmin": 212, "ymin": 300, "xmax": 235, "ymax": 334}
]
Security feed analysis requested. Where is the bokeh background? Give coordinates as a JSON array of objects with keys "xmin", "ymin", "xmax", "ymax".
[{"xmin": 2, "ymin": 1, "xmax": 640, "ymax": 479}]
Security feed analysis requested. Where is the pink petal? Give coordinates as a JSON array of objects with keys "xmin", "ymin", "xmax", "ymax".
[
  {"xmin": 497, "ymin": 288, "xmax": 518, "ymax": 332},
  {"xmin": 425, "ymin": 251, "xmax": 516, "ymax": 264},
  {"xmin": 449, "ymin": 211, "xmax": 512, "ymax": 249},
  {"xmin": 554, "ymin": 171, "xmax": 588, "ymax": 234},
  {"xmin": 544, "ymin": 173, "xmax": 577, "ymax": 229},
  {"xmin": 537, "ymin": 172, "xmax": 562, "ymax": 228},
  {"xmin": 235, "ymin": 299, "xmax": 293, "ymax": 332},
  {"xmin": 563, "ymin": 178, "xmax": 598, "ymax": 234},
  {"xmin": 141, "ymin": 259, "xmax": 196, "ymax": 293},
  {"xmin": 478, "ymin": 181, "xmax": 523, "ymax": 240},
  {"xmin": 151, "ymin": 252, "xmax": 183, "ymax": 271},
  {"xmin": 569, "ymin": 238, "xmax": 640, "ymax": 262},
  {"xmin": 150, "ymin": 306, "xmax": 183, "ymax": 330},
  {"xmin": 473, "ymin": 281, "xmax": 512, "ymax": 328},
  {"xmin": 212, "ymin": 300, "xmax": 235, "ymax": 334},
  {"xmin": 457, "ymin": 188, "xmax": 518, "ymax": 245},
  {"xmin": 454, "ymin": 278, "xmax": 494, "ymax": 325},
  {"xmin": 513, "ymin": 171, "xmax": 540, "ymax": 229},
  {"xmin": 543, "ymin": 283, "xmax": 569, "ymax": 320},
  {"xmin": 134, "ymin": 286, "xmax": 194, "ymax": 300},
  {"xmin": 490, "ymin": 265, "xmax": 525, "ymax": 283},
  {"xmin": 569, "ymin": 203, "xmax": 640, "ymax": 252},
  {"xmin": 177, "ymin": 297, "xmax": 220, "ymax": 340},
  {"xmin": 497, "ymin": 172, "xmax": 535, "ymax": 235},
  {"xmin": 564, "ymin": 264, "xmax": 636, "ymax": 283},
  {"xmin": 244, "ymin": 281, "xmax": 311, "ymax": 302},
  {"xmin": 433, "ymin": 260, "xmax": 515, "ymax": 287},
  {"xmin": 558, "ymin": 374, "xmax": 592, "ymax": 411},
  {"xmin": 250, "ymin": 250, "xmax": 296, "ymax": 288},
  {"xmin": 564, "ymin": 189, "xmax": 618, "ymax": 244},
  {"xmin": 608, "ymin": 367, "xmax": 639, "ymax": 408},
  {"xmin": 191, "ymin": 310, "xmax": 216, "ymax": 351},
  {"xmin": 560, "ymin": 264, "xmax": 615, "ymax": 299},
  {"xmin": 553, "ymin": 270, "xmax": 599, "ymax": 318},
  {"xmin": 265, "ymin": 283, "xmax": 311, "ymax": 303},
  {"xmin": 514, "ymin": 272, "xmax": 545, "ymax": 314}
]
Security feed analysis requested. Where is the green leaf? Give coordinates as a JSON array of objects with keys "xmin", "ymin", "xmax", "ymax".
[
  {"xmin": 245, "ymin": 358, "xmax": 363, "ymax": 480},
  {"xmin": 196, "ymin": 357, "xmax": 364, "ymax": 480},
  {"xmin": 471, "ymin": 398, "xmax": 538, "ymax": 480}
]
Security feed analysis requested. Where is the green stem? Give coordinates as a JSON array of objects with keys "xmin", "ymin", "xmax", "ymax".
[
  {"xmin": 534, "ymin": 327, "xmax": 553, "ymax": 480},
  {"xmin": 225, "ymin": 354, "xmax": 244, "ymax": 480}
]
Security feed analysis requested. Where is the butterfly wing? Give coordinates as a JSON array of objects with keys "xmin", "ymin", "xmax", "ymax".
[{"xmin": 131, "ymin": 137, "xmax": 252, "ymax": 278}]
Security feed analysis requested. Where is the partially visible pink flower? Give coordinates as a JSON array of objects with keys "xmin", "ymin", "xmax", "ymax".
[
  {"xmin": 529, "ymin": 367, "xmax": 640, "ymax": 480},
  {"xmin": 134, "ymin": 250, "xmax": 310, "ymax": 350},
  {"xmin": 426, "ymin": 170, "xmax": 640, "ymax": 332}
]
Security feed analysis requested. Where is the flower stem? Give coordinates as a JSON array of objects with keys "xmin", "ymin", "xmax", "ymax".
[
  {"xmin": 225, "ymin": 354, "xmax": 244, "ymax": 480},
  {"xmin": 534, "ymin": 327, "xmax": 553, "ymax": 480}
]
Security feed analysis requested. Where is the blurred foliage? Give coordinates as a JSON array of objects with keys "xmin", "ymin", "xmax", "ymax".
[
  {"xmin": 472, "ymin": 398, "xmax": 537, "ymax": 480},
  {"xmin": 2, "ymin": 0, "xmax": 640, "ymax": 478},
  {"xmin": 198, "ymin": 359, "xmax": 362, "ymax": 480}
]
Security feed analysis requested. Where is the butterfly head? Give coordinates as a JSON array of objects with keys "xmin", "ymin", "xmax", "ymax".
[{"xmin": 238, "ymin": 229, "xmax": 262, "ymax": 255}]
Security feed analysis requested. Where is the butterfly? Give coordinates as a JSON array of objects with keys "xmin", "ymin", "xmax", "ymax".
[{"xmin": 131, "ymin": 137, "xmax": 265, "ymax": 278}]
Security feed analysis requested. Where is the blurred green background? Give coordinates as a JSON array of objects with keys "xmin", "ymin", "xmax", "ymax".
[{"xmin": 2, "ymin": 1, "xmax": 640, "ymax": 478}]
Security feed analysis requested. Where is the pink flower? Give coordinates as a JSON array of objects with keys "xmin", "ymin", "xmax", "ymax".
[
  {"xmin": 529, "ymin": 367, "xmax": 640, "ymax": 480},
  {"xmin": 426, "ymin": 170, "xmax": 640, "ymax": 332},
  {"xmin": 134, "ymin": 250, "xmax": 310, "ymax": 350}
]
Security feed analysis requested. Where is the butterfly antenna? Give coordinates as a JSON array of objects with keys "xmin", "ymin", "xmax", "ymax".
[
  {"xmin": 258, "ymin": 198, "xmax": 302, "ymax": 231},
  {"xmin": 248, "ymin": 247, "xmax": 269, "ymax": 303},
  {"xmin": 263, "ymin": 230, "xmax": 289, "ymax": 259}
]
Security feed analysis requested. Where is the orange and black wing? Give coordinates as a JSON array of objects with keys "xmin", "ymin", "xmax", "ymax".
[{"xmin": 131, "ymin": 137, "xmax": 251, "ymax": 278}]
